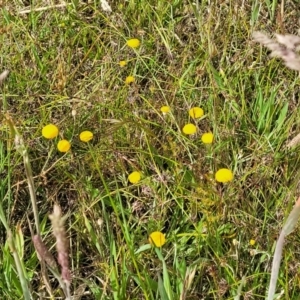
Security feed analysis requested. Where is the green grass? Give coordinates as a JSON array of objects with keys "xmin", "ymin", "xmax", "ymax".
[{"xmin": 1, "ymin": 0, "xmax": 300, "ymax": 299}]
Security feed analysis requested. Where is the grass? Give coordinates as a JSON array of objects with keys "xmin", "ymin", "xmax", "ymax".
[{"xmin": 1, "ymin": 0, "xmax": 300, "ymax": 299}]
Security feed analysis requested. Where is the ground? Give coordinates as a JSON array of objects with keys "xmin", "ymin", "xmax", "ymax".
[{"xmin": 1, "ymin": 0, "xmax": 300, "ymax": 299}]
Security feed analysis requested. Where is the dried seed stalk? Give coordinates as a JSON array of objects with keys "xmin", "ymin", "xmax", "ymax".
[
  {"xmin": 253, "ymin": 31, "xmax": 300, "ymax": 71},
  {"xmin": 49, "ymin": 205, "xmax": 71, "ymax": 285},
  {"xmin": 33, "ymin": 235, "xmax": 57, "ymax": 269}
]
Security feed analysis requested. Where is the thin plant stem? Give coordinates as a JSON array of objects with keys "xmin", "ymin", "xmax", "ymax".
[
  {"xmin": 5, "ymin": 114, "xmax": 40, "ymax": 235},
  {"xmin": 22, "ymin": 147, "xmax": 41, "ymax": 235},
  {"xmin": 7, "ymin": 230, "xmax": 32, "ymax": 300}
]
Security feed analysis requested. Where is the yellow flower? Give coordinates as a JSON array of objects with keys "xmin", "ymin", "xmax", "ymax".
[
  {"xmin": 42, "ymin": 124, "xmax": 59, "ymax": 139},
  {"xmin": 215, "ymin": 168, "xmax": 233, "ymax": 183},
  {"xmin": 182, "ymin": 123, "xmax": 197, "ymax": 135},
  {"xmin": 128, "ymin": 171, "xmax": 141, "ymax": 184},
  {"xmin": 201, "ymin": 132, "xmax": 214, "ymax": 144},
  {"xmin": 125, "ymin": 76, "xmax": 135, "ymax": 84},
  {"xmin": 57, "ymin": 140, "xmax": 71, "ymax": 152},
  {"xmin": 160, "ymin": 106, "xmax": 170, "ymax": 114},
  {"xmin": 249, "ymin": 239, "xmax": 256, "ymax": 246},
  {"xmin": 79, "ymin": 131, "xmax": 93, "ymax": 142},
  {"xmin": 119, "ymin": 60, "xmax": 127, "ymax": 67},
  {"xmin": 126, "ymin": 38, "xmax": 140, "ymax": 48},
  {"xmin": 189, "ymin": 107, "xmax": 204, "ymax": 119},
  {"xmin": 149, "ymin": 231, "xmax": 166, "ymax": 247}
]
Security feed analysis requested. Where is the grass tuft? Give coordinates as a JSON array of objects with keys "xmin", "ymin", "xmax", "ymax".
[{"xmin": 1, "ymin": 1, "xmax": 300, "ymax": 299}]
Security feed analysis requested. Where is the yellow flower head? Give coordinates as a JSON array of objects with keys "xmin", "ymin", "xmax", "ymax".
[
  {"xmin": 160, "ymin": 106, "xmax": 170, "ymax": 114},
  {"xmin": 57, "ymin": 139, "xmax": 71, "ymax": 153},
  {"xmin": 201, "ymin": 132, "xmax": 214, "ymax": 144},
  {"xmin": 249, "ymin": 239, "xmax": 256, "ymax": 246},
  {"xmin": 182, "ymin": 123, "xmax": 197, "ymax": 135},
  {"xmin": 126, "ymin": 38, "xmax": 140, "ymax": 48},
  {"xmin": 125, "ymin": 75, "xmax": 135, "ymax": 84},
  {"xmin": 119, "ymin": 60, "xmax": 127, "ymax": 67},
  {"xmin": 79, "ymin": 131, "xmax": 93, "ymax": 142},
  {"xmin": 42, "ymin": 124, "xmax": 59, "ymax": 139},
  {"xmin": 149, "ymin": 231, "xmax": 166, "ymax": 247},
  {"xmin": 215, "ymin": 168, "xmax": 233, "ymax": 183},
  {"xmin": 128, "ymin": 171, "xmax": 141, "ymax": 184},
  {"xmin": 189, "ymin": 107, "xmax": 204, "ymax": 119}
]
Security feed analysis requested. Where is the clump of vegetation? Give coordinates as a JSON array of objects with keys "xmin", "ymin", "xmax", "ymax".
[
  {"xmin": 253, "ymin": 31, "xmax": 300, "ymax": 300},
  {"xmin": 2, "ymin": 1, "xmax": 300, "ymax": 299}
]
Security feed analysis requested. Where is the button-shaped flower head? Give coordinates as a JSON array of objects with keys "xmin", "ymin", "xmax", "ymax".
[
  {"xmin": 79, "ymin": 131, "xmax": 93, "ymax": 142},
  {"xmin": 119, "ymin": 60, "xmax": 127, "ymax": 67},
  {"xmin": 125, "ymin": 76, "xmax": 135, "ymax": 84},
  {"xmin": 128, "ymin": 171, "xmax": 141, "ymax": 184},
  {"xmin": 126, "ymin": 38, "xmax": 140, "ymax": 48},
  {"xmin": 182, "ymin": 123, "xmax": 197, "ymax": 135},
  {"xmin": 249, "ymin": 239, "xmax": 256, "ymax": 246},
  {"xmin": 201, "ymin": 132, "xmax": 214, "ymax": 144},
  {"xmin": 215, "ymin": 168, "xmax": 233, "ymax": 183},
  {"xmin": 160, "ymin": 106, "xmax": 170, "ymax": 114},
  {"xmin": 149, "ymin": 231, "xmax": 166, "ymax": 247},
  {"xmin": 42, "ymin": 124, "xmax": 59, "ymax": 139},
  {"xmin": 189, "ymin": 107, "xmax": 204, "ymax": 119},
  {"xmin": 57, "ymin": 140, "xmax": 71, "ymax": 152}
]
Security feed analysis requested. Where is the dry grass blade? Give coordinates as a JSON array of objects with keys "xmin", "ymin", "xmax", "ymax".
[
  {"xmin": 180, "ymin": 266, "xmax": 196, "ymax": 300},
  {"xmin": 267, "ymin": 197, "xmax": 300, "ymax": 300},
  {"xmin": 18, "ymin": 3, "xmax": 67, "ymax": 14},
  {"xmin": 286, "ymin": 133, "xmax": 300, "ymax": 149}
]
